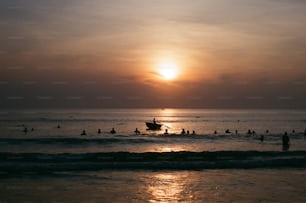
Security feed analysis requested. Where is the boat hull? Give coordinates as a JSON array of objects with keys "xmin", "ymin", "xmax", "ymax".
[{"xmin": 145, "ymin": 122, "xmax": 162, "ymax": 130}]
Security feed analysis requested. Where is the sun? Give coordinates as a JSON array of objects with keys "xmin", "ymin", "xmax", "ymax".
[{"xmin": 158, "ymin": 61, "xmax": 178, "ymax": 80}]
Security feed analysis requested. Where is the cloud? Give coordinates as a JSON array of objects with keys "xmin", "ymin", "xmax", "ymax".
[{"xmin": 1, "ymin": 0, "xmax": 306, "ymax": 108}]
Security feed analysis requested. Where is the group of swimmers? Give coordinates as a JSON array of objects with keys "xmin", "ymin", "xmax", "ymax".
[
  {"xmin": 163, "ymin": 129, "xmax": 196, "ymax": 135},
  {"xmin": 77, "ymin": 128, "xmax": 305, "ymax": 150},
  {"xmin": 22, "ymin": 126, "xmax": 34, "ymax": 134},
  {"xmin": 22, "ymin": 124, "xmax": 306, "ymax": 146},
  {"xmin": 79, "ymin": 127, "xmax": 197, "ymax": 136},
  {"xmin": 81, "ymin": 128, "xmax": 117, "ymax": 136},
  {"xmin": 180, "ymin": 129, "xmax": 196, "ymax": 135}
]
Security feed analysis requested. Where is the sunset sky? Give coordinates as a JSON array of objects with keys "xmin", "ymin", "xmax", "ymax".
[{"xmin": 1, "ymin": 0, "xmax": 306, "ymax": 108}]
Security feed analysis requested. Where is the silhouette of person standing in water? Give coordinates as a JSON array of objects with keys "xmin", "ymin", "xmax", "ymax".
[
  {"xmin": 282, "ymin": 132, "xmax": 290, "ymax": 151},
  {"xmin": 247, "ymin": 129, "xmax": 252, "ymax": 135},
  {"xmin": 260, "ymin": 135, "xmax": 264, "ymax": 142},
  {"xmin": 134, "ymin": 128, "xmax": 140, "ymax": 135}
]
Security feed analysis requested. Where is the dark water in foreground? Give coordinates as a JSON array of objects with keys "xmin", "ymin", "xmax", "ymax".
[
  {"xmin": 1, "ymin": 169, "xmax": 306, "ymax": 203},
  {"xmin": 0, "ymin": 109, "xmax": 306, "ymax": 202}
]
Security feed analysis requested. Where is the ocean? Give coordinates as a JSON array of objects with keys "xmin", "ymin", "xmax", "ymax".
[{"xmin": 0, "ymin": 108, "xmax": 306, "ymax": 202}]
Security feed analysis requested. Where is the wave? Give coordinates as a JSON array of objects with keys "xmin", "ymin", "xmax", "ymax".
[
  {"xmin": 1, "ymin": 151, "xmax": 305, "ymax": 172},
  {"xmin": 0, "ymin": 137, "xmax": 159, "ymax": 145}
]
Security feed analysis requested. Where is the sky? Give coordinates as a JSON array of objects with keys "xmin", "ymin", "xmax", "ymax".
[{"xmin": 0, "ymin": 0, "xmax": 306, "ymax": 108}]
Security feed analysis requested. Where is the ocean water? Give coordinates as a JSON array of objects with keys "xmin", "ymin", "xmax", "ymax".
[
  {"xmin": 0, "ymin": 108, "xmax": 306, "ymax": 153},
  {"xmin": 1, "ymin": 169, "xmax": 306, "ymax": 203},
  {"xmin": 1, "ymin": 108, "xmax": 306, "ymax": 202}
]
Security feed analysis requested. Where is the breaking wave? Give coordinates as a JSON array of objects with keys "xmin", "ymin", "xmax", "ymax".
[{"xmin": 1, "ymin": 151, "xmax": 305, "ymax": 172}]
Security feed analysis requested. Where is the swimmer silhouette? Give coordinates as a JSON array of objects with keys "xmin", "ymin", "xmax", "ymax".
[
  {"xmin": 181, "ymin": 129, "xmax": 186, "ymax": 134},
  {"xmin": 110, "ymin": 128, "xmax": 116, "ymax": 134},
  {"xmin": 81, "ymin": 130, "xmax": 86, "ymax": 136}
]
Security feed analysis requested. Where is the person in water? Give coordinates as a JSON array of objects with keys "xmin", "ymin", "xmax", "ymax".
[
  {"xmin": 23, "ymin": 127, "xmax": 28, "ymax": 134},
  {"xmin": 282, "ymin": 132, "xmax": 290, "ymax": 146},
  {"xmin": 164, "ymin": 129, "xmax": 168, "ymax": 135},
  {"xmin": 181, "ymin": 129, "xmax": 186, "ymax": 134},
  {"xmin": 81, "ymin": 130, "xmax": 86, "ymax": 136},
  {"xmin": 98, "ymin": 129, "xmax": 101, "ymax": 134},
  {"xmin": 134, "ymin": 128, "xmax": 140, "ymax": 135},
  {"xmin": 110, "ymin": 128, "xmax": 116, "ymax": 134},
  {"xmin": 153, "ymin": 118, "xmax": 156, "ymax": 124},
  {"xmin": 260, "ymin": 135, "xmax": 264, "ymax": 142},
  {"xmin": 282, "ymin": 131, "xmax": 290, "ymax": 151}
]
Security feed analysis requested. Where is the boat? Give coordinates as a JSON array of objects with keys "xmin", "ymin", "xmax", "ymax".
[{"xmin": 145, "ymin": 122, "xmax": 162, "ymax": 130}]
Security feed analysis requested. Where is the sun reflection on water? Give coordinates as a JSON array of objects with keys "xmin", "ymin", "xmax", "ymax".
[
  {"xmin": 147, "ymin": 173, "xmax": 195, "ymax": 203},
  {"xmin": 160, "ymin": 146, "xmax": 185, "ymax": 152},
  {"xmin": 157, "ymin": 108, "xmax": 179, "ymax": 133}
]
